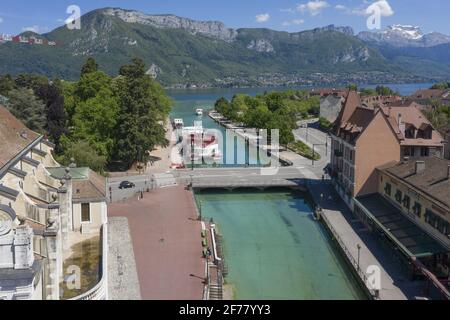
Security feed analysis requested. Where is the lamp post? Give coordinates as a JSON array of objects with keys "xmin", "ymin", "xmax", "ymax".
[{"xmin": 357, "ymin": 244, "xmax": 362, "ymax": 272}]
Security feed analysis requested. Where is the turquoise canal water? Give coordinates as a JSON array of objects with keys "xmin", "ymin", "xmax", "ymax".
[
  {"xmin": 195, "ymin": 188, "xmax": 367, "ymax": 300},
  {"xmin": 169, "ymin": 83, "xmax": 432, "ymax": 167}
]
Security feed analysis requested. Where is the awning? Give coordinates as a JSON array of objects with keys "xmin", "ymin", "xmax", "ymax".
[{"xmin": 355, "ymin": 194, "xmax": 448, "ymax": 259}]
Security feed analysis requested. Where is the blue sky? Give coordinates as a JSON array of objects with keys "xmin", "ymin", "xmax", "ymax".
[{"xmin": 0, "ymin": 0, "xmax": 448, "ymax": 35}]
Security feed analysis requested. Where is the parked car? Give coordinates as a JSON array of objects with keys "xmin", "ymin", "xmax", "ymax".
[{"xmin": 119, "ymin": 181, "xmax": 136, "ymax": 189}]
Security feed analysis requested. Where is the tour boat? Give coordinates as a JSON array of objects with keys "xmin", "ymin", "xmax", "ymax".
[
  {"xmin": 178, "ymin": 122, "xmax": 222, "ymax": 163},
  {"xmin": 173, "ymin": 118, "xmax": 184, "ymax": 129}
]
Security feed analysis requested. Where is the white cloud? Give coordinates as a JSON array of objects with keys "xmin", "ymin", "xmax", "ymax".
[
  {"xmin": 280, "ymin": 8, "xmax": 296, "ymax": 14},
  {"xmin": 255, "ymin": 13, "xmax": 270, "ymax": 23},
  {"xmin": 366, "ymin": 0, "xmax": 394, "ymax": 17},
  {"xmin": 282, "ymin": 19, "xmax": 305, "ymax": 27},
  {"xmin": 334, "ymin": 1, "xmax": 394, "ymax": 17},
  {"xmin": 298, "ymin": 1, "xmax": 330, "ymax": 16},
  {"xmin": 335, "ymin": 5, "xmax": 347, "ymax": 11},
  {"xmin": 22, "ymin": 25, "xmax": 48, "ymax": 34}
]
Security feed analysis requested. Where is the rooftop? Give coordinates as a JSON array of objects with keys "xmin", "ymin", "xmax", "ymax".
[
  {"xmin": 356, "ymin": 194, "xmax": 448, "ymax": 258},
  {"xmin": 378, "ymin": 156, "xmax": 450, "ymax": 209},
  {"xmin": 0, "ymin": 106, "xmax": 40, "ymax": 170},
  {"xmin": 47, "ymin": 167, "xmax": 106, "ymax": 202}
]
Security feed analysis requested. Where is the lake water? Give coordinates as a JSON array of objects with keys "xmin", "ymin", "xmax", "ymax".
[{"xmin": 195, "ymin": 188, "xmax": 366, "ymax": 300}]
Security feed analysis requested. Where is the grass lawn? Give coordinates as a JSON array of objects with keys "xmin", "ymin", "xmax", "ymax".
[{"xmin": 288, "ymin": 141, "xmax": 321, "ymax": 161}]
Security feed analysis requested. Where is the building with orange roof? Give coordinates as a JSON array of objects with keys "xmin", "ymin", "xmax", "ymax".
[{"xmin": 330, "ymin": 91, "xmax": 445, "ymax": 208}]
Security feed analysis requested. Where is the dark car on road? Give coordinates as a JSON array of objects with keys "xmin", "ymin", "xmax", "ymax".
[{"xmin": 119, "ymin": 181, "xmax": 136, "ymax": 189}]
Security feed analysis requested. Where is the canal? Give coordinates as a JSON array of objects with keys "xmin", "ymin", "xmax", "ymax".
[{"xmin": 195, "ymin": 188, "xmax": 367, "ymax": 300}]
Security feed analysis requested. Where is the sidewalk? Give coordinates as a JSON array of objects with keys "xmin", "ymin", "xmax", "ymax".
[
  {"xmin": 309, "ymin": 182, "xmax": 424, "ymax": 300},
  {"xmin": 107, "ymin": 186, "xmax": 205, "ymax": 300}
]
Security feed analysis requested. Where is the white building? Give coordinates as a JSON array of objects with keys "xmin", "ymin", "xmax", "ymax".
[{"xmin": 0, "ymin": 106, "xmax": 108, "ymax": 300}]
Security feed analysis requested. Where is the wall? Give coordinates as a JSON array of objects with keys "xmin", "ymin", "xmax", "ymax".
[
  {"xmin": 72, "ymin": 201, "xmax": 106, "ymax": 232},
  {"xmin": 355, "ymin": 112, "xmax": 401, "ymax": 196},
  {"xmin": 378, "ymin": 171, "xmax": 450, "ymax": 248}
]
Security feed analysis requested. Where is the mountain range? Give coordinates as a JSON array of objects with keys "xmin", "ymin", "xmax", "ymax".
[{"xmin": 0, "ymin": 8, "xmax": 449, "ymax": 87}]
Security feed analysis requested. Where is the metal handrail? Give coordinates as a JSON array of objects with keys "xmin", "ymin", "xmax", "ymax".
[{"xmin": 320, "ymin": 212, "xmax": 378, "ymax": 299}]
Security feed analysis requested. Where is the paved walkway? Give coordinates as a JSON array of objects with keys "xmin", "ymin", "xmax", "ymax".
[
  {"xmin": 108, "ymin": 217, "xmax": 142, "ymax": 300},
  {"xmin": 309, "ymin": 182, "xmax": 424, "ymax": 300},
  {"xmin": 108, "ymin": 186, "xmax": 205, "ymax": 300}
]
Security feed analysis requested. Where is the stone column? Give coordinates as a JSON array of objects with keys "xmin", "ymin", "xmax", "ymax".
[
  {"xmin": 13, "ymin": 223, "xmax": 34, "ymax": 269},
  {"xmin": 43, "ymin": 217, "xmax": 60, "ymax": 300},
  {"xmin": 58, "ymin": 168, "xmax": 72, "ymax": 251}
]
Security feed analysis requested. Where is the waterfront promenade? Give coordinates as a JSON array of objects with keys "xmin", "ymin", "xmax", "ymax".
[
  {"xmin": 309, "ymin": 183, "xmax": 424, "ymax": 300},
  {"xmin": 108, "ymin": 186, "xmax": 205, "ymax": 300}
]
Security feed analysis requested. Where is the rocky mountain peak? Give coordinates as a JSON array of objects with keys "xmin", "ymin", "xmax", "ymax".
[
  {"xmin": 358, "ymin": 24, "xmax": 450, "ymax": 48},
  {"xmin": 101, "ymin": 7, "xmax": 237, "ymax": 42}
]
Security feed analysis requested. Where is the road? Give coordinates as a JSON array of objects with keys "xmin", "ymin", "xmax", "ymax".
[
  {"xmin": 293, "ymin": 120, "xmax": 332, "ymax": 159},
  {"xmin": 107, "ymin": 123, "xmax": 331, "ymax": 201}
]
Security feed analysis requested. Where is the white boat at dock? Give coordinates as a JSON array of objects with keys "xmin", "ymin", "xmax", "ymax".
[{"xmin": 195, "ymin": 108, "xmax": 204, "ymax": 116}]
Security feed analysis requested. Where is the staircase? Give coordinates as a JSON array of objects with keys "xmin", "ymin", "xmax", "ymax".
[{"xmin": 209, "ymin": 284, "xmax": 223, "ymax": 300}]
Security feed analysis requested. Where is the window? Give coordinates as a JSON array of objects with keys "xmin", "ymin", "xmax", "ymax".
[
  {"xmin": 395, "ymin": 190, "xmax": 402, "ymax": 203},
  {"xmin": 384, "ymin": 183, "xmax": 392, "ymax": 196},
  {"xmin": 403, "ymin": 195, "xmax": 410, "ymax": 210},
  {"xmin": 81, "ymin": 203, "xmax": 91, "ymax": 223},
  {"xmin": 425, "ymin": 210, "xmax": 449, "ymax": 237},
  {"xmin": 413, "ymin": 202, "xmax": 422, "ymax": 217}
]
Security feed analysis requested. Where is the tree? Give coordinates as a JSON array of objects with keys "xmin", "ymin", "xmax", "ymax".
[
  {"xmin": 6, "ymin": 88, "xmax": 46, "ymax": 132},
  {"xmin": 347, "ymin": 84, "xmax": 358, "ymax": 91},
  {"xmin": 81, "ymin": 57, "xmax": 99, "ymax": 76},
  {"xmin": 375, "ymin": 85, "xmax": 395, "ymax": 96},
  {"xmin": 58, "ymin": 139, "xmax": 107, "ymax": 173},
  {"xmin": 0, "ymin": 74, "xmax": 16, "ymax": 96},
  {"xmin": 35, "ymin": 82, "xmax": 67, "ymax": 151},
  {"xmin": 114, "ymin": 58, "xmax": 172, "ymax": 168}
]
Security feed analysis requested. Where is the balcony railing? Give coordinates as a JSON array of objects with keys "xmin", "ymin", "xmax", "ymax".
[{"xmin": 69, "ymin": 224, "xmax": 108, "ymax": 300}]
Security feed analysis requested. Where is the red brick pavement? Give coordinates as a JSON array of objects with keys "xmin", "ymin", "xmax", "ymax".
[{"xmin": 108, "ymin": 186, "xmax": 205, "ymax": 300}]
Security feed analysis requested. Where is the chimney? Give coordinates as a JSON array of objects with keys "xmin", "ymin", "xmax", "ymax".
[
  {"xmin": 398, "ymin": 113, "xmax": 406, "ymax": 136},
  {"xmin": 415, "ymin": 161, "xmax": 426, "ymax": 174}
]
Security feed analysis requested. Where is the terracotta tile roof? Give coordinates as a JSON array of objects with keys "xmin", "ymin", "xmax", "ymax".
[
  {"xmin": 333, "ymin": 90, "xmax": 360, "ymax": 133},
  {"xmin": 380, "ymin": 104, "xmax": 444, "ymax": 146},
  {"xmin": 333, "ymin": 93, "xmax": 444, "ymax": 148},
  {"xmin": 0, "ymin": 105, "xmax": 40, "ymax": 170},
  {"xmin": 46, "ymin": 167, "xmax": 106, "ymax": 201},
  {"xmin": 380, "ymin": 157, "xmax": 450, "ymax": 209},
  {"xmin": 310, "ymin": 88, "xmax": 347, "ymax": 97},
  {"xmin": 411, "ymin": 89, "xmax": 450, "ymax": 100}
]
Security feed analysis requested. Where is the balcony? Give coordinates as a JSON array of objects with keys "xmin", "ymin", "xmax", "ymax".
[{"xmin": 63, "ymin": 224, "xmax": 108, "ymax": 300}]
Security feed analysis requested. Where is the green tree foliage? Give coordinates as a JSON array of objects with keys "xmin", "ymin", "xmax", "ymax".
[
  {"xmin": 0, "ymin": 74, "xmax": 16, "ymax": 96},
  {"xmin": 35, "ymin": 82, "xmax": 67, "ymax": 151},
  {"xmin": 214, "ymin": 90, "xmax": 319, "ymax": 146},
  {"xmin": 114, "ymin": 58, "xmax": 172, "ymax": 167},
  {"xmin": 375, "ymin": 85, "xmax": 396, "ymax": 96},
  {"xmin": 81, "ymin": 57, "xmax": 99, "ymax": 76},
  {"xmin": 431, "ymin": 82, "xmax": 450, "ymax": 90},
  {"xmin": 65, "ymin": 70, "xmax": 120, "ymax": 160},
  {"xmin": 58, "ymin": 139, "xmax": 107, "ymax": 173},
  {"xmin": 319, "ymin": 117, "xmax": 333, "ymax": 131},
  {"xmin": 6, "ymin": 88, "xmax": 46, "ymax": 132}
]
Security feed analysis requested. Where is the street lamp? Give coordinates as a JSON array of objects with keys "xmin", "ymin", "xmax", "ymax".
[{"xmin": 357, "ymin": 244, "xmax": 362, "ymax": 272}]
